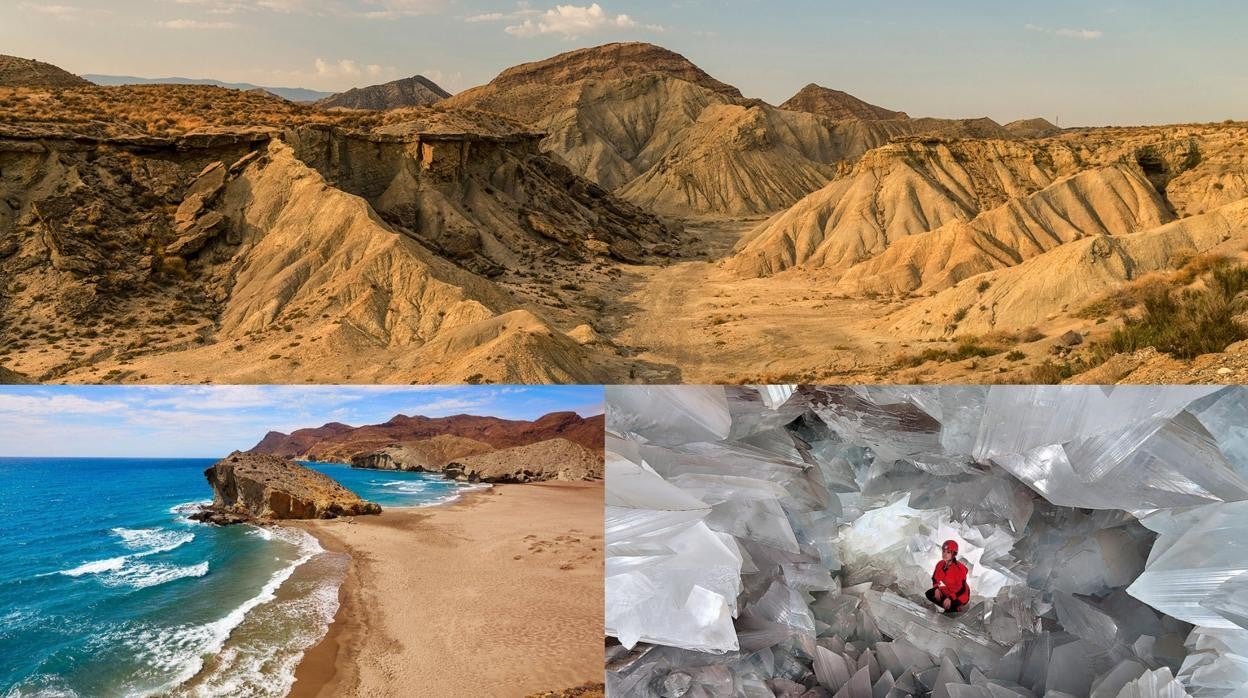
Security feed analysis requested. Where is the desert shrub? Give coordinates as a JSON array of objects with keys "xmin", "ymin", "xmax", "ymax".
[
  {"xmin": 1096, "ymin": 264, "xmax": 1248, "ymax": 360},
  {"xmin": 895, "ymin": 339, "xmax": 1003, "ymax": 368},
  {"xmin": 1027, "ymin": 360, "xmax": 1082, "ymax": 384},
  {"xmin": 1005, "ymin": 350, "xmax": 1026, "ymax": 361},
  {"xmin": 1078, "ymin": 254, "xmax": 1232, "ymax": 319}
]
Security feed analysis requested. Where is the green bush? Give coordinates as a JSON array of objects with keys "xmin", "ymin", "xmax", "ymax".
[
  {"xmin": 1098, "ymin": 265, "xmax": 1248, "ymax": 360},
  {"xmin": 896, "ymin": 340, "xmax": 1002, "ymax": 368}
]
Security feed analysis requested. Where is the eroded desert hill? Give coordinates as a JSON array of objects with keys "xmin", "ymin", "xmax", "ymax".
[
  {"xmin": 444, "ymin": 42, "xmax": 1027, "ymax": 217},
  {"xmin": 3, "ymin": 48, "xmax": 1248, "ymax": 385},
  {"xmin": 780, "ymin": 83, "xmax": 909, "ymax": 121},
  {"xmin": 315, "ymin": 75, "xmax": 451, "ymax": 110},
  {"xmin": 0, "ymin": 82, "xmax": 677, "ymax": 383},
  {"xmin": 0, "ymin": 54, "xmax": 90, "ymax": 88}
]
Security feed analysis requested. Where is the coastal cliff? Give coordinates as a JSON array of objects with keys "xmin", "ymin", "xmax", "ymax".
[
  {"xmin": 191, "ymin": 452, "xmax": 381, "ymax": 524},
  {"xmin": 444, "ymin": 438, "xmax": 603, "ymax": 483},
  {"xmin": 351, "ymin": 437, "xmax": 603, "ymax": 484},
  {"xmin": 348, "ymin": 434, "xmax": 494, "ymax": 472}
]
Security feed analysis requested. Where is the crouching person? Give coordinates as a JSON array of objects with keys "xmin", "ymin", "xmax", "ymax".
[{"xmin": 926, "ymin": 539, "xmax": 970, "ymax": 613}]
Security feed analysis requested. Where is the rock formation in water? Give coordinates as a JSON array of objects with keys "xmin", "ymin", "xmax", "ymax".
[{"xmin": 190, "ymin": 452, "xmax": 381, "ymax": 524}]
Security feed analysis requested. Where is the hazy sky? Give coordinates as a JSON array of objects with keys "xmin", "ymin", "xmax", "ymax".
[
  {"xmin": 0, "ymin": 385, "xmax": 603, "ymax": 457},
  {"xmin": 1, "ymin": 2, "xmax": 1243, "ymax": 125}
]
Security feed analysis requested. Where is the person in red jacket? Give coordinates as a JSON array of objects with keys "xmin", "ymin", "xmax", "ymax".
[{"xmin": 925, "ymin": 540, "xmax": 970, "ymax": 613}]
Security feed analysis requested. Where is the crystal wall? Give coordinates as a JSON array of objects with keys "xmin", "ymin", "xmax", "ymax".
[{"xmin": 605, "ymin": 386, "xmax": 1248, "ymax": 698}]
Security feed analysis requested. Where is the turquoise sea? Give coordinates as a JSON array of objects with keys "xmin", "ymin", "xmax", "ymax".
[{"xmin": 0, "ymin": 457, "xmax": 485, "ymax": 697}]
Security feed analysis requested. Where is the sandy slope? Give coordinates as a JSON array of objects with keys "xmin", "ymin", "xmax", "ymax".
[{"xmin": 288, "ymin": 482, "xmax": 603, "ymax": 698}]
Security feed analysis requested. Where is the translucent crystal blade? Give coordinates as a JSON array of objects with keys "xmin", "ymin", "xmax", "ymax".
[{"xmin": 1127, "ymin": 501, "xmax": 1248, "ymax": 629}]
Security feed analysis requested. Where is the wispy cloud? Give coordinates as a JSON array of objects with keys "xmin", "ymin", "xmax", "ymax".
[
  {"xmin": 1026, "ymin": 23, "xmax": 1103, "ymax": 40},
  {"xmin": 314, "ymin": 57, "xmax": 391, "ymax": 78},
  {"xmin": 0, "ymin": 394, "xmax": 127, "ymax": 416},
  {"xmin": 157, "ymin": 18, "xmax": 239, "ymax": 28},
  {"xmin": 471, "ymin": 2, "xmax": 663, "ymax": 39},
  {"xmin": 464, "ymin": 11, "xmax": 508, "ymax": 22},
  {"xmin": 164, "ymin": 0, "xmax": 443, "ymax": 18},
  {"xmin": 19, "ymin": 3, "xmax": 99, "ymax": 20}
]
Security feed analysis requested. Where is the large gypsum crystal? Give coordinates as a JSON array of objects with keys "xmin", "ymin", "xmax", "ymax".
[{"xmin": 605, "ymin": 386, "xmax": 1248, "ymax": 697}]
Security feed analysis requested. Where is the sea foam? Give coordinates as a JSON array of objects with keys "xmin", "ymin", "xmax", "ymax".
[
  {"xmin": 138, "ymin": 527, "xmax": 329, "ymax": 696},
  {"xmin": 58, "ymin": 527, "xmax": 200, "ymax": 589}
]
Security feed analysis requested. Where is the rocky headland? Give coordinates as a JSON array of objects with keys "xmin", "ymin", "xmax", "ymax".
[{"xmin": 190, "ymin": 452, "xmax": 381, "ymax": 525}]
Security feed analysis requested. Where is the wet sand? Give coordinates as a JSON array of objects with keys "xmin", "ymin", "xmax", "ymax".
[{"xmin": 286, "ymin": 482, "xmax": 604, "ymax": 697}]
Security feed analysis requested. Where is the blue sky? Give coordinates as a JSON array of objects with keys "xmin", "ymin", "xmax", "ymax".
[
  {"xmin": 2, "ymin": 1, "xmax": 1244, "ymax": 125},
  {"xmin": 0, "ymin": 385, "xmax": 603, "ymax": 457}
]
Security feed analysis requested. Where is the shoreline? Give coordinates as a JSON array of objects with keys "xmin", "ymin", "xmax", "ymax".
[{"xmin": 286, "ymin": 481, "xmax": 604, "ymax": 697}]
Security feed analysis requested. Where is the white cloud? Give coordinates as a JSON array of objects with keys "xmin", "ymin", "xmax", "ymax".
[
  {"xmin": 0, "ymin": 394, "xmax": 127, "ymax": 416},
  {"xmin": 165, "ymin": 0, "xmax": 443, "ymax": 18},
  {"xmin": 157, "ymin": 18, "xmax": 239, "ymax": 28},
  {"xmin": 465, "ymin": 11, "xmax": 506, "ymax": 22},
  {"xmin": 1055, "ymin": 27, "xmax": 1103, "ymax": 40},
  {"xmin": 503, "ymin": 3, "xmax": 663, "ymax": 38},
  {"xmin": 403, "ymin": 396, "xmax": 490, "ymax": 416},
  {"xmin": 1026, "ymin": 23, "xmax": 1103, "ymax": 40},
  {"xmin": 22, "ymin": 3, "xmax": 82, "ymax": 19},
  {"xmin": 420, "ymin": 68, "xmax": 464, "ymax": 90},
  {"xmin": 355, "ymin": 0, "xmax": 443, "ymax": 18},
  {"xmin": 313, "ymin": 57, "xmax": 391, "ymax": 78}
]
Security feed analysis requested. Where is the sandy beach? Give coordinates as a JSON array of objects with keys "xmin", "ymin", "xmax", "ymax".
[{"xmin": 286, "ymin": 481, "xmax": 604, "ymax": 698}]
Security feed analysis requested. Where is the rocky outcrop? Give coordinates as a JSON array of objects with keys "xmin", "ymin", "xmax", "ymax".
[
  {"xmin": 0, "ymin": 365, "xmax": 30, "ymax": 384},
  {"xmin": 780, "ymin": 83, "xmax": 908, "ymax": 121},
  {"xmin": 444, "ymin": 438, "xmax": 604, "ymax": 483},
  {"xmin": 316, "ymin": 75, "xmax": 451, "ymax": 110},
  {"xmin": 284, "ymin": 118, "xmax": 674, "ymax": 273},
  {"xmin": 0, "ymin": 55, "xmax": 90, "ymax": 88},
  {"xmin": 190, "ymin": 452, "xmax": 381, "ymax": 524},
  {"xmin": 348, "ymin": 435, "xmax": 495, "ymax": 472}
]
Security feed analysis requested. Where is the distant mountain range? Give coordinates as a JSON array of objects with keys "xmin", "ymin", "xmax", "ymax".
[{"xmin": 83, "ymin": 74, "xmax": 333, "ymax": 102}]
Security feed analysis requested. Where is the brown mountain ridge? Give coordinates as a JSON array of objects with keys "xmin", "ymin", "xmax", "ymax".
[{"xmin": 250, "ymin": 411, "xmax": 605, "ymax": 462}]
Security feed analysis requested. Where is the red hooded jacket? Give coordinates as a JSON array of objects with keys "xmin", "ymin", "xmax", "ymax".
[{"xmin": 932, "ymin": 559, "xmax": 970, "ymax": 604}]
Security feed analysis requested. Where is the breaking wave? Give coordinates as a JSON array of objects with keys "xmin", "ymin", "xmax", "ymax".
[{"xmin": 57, "ymin": 527, "xmax": 202, "ymax": 589}]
